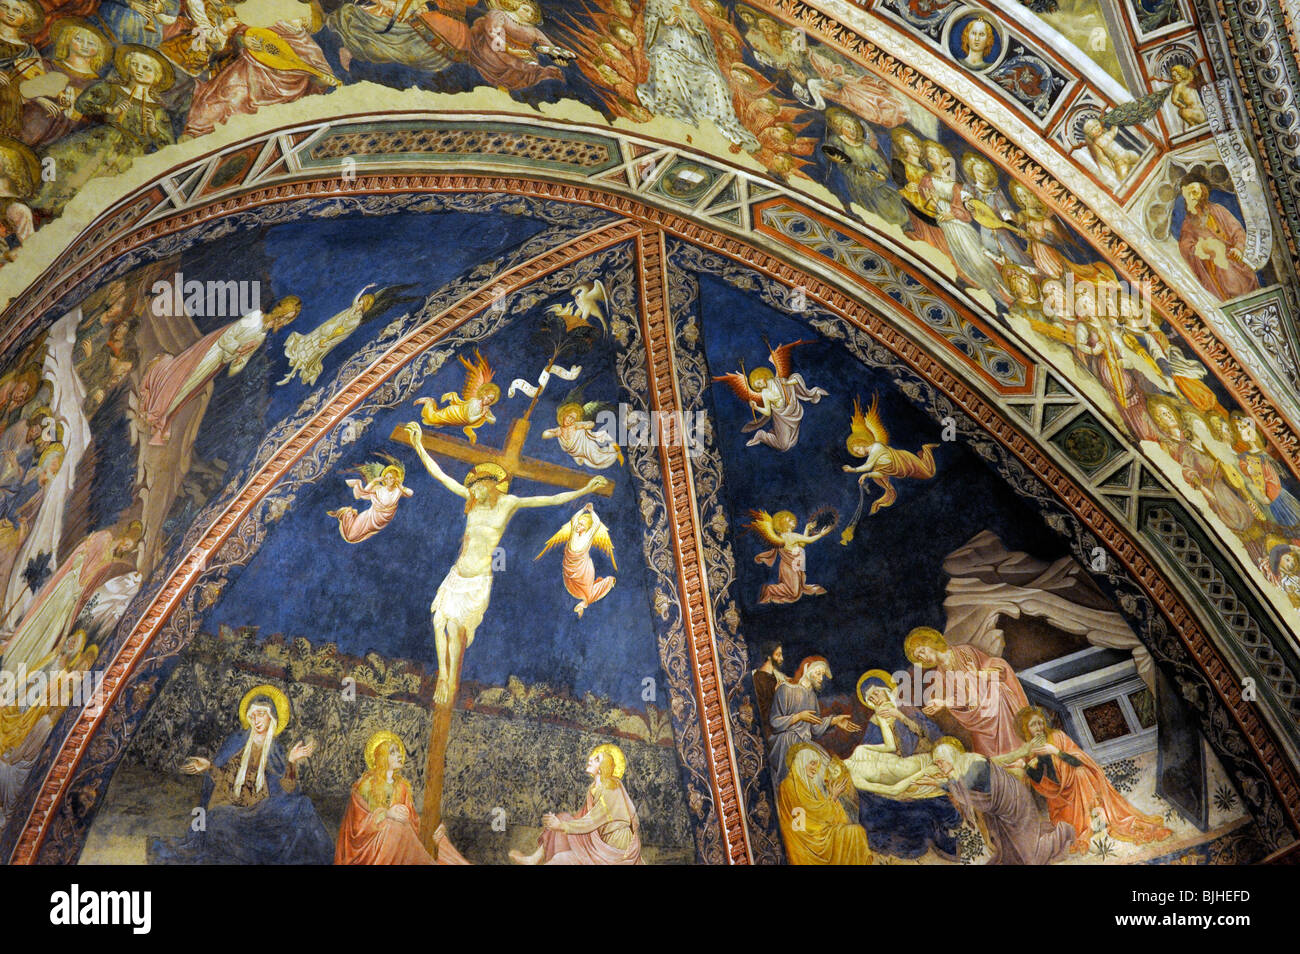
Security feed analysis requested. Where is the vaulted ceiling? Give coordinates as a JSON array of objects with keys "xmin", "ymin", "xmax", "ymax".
[{"xmin": 0, "ymin": 0, "xmax": 1297, "ymax": 864}]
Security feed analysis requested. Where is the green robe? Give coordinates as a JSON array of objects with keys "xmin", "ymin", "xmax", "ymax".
[{"xmin": 34, "ymin": 82, "xmax": 174, "ymax": 215}]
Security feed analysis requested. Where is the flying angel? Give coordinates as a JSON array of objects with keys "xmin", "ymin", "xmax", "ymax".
[
  {"xmin": 414, "ymin": 349, "xmax": 501, "ymax": 444},
  {"xmin": 749, "ymin": 507, "xmax": 835, "ymax": 604},
  {"xmin": 713, "ymin": 339, "xmax": 827, "ymax": 451},
  {"xmin": 542, "ymin": 385, "xmax": 624, "ymax": 469},
  {"xmin": 278, "ymin": 283, "xmax": 420, "ymax": 387},
  {"xmin": 841, "ymin": 395, "xmax": 939, "ymax": 541},
  {"xmin": 535, "ymin": 503, "xmax": 617, "ymax": 618},
  {"xmin": 327, "ymin": 453, "xmax": 413, "ymax": 544}
]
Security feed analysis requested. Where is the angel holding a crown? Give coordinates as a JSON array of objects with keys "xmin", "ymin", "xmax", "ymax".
[
  {"xmin": 327, "ymin": 454, "xmax": 413, "ymax": 544},
  {"xmin": 749, "ymin": 508, "xmax": 836, "ymax": 604},
  {"xmin": 535, "ymin": 503, "xmax": 617, "ymax": 618}
]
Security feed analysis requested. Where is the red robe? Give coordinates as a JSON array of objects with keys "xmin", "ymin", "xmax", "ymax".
[
  {"xmin": 184, "ymin": 23, "xmax": 332, "ymax": 138},
  {"xmin": 1178, "ymin": 201, "xmax": 1260, "ymax": 302},
  {"xmin": 935, "ymin": 644, "xmax": 1029, "ymax": 757},
  {"xmin": 334, "ymin": 776, "xmax": 434, "ymax": 865},
  {"xmin": 1026, "ymin": 730, "xmax": 1171, "ymax": 853}
]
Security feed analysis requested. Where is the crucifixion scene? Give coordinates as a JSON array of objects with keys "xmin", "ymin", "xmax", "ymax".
[{"xmin": 2, "ymin": 0, "xmax": 1297, "ymax": 888}]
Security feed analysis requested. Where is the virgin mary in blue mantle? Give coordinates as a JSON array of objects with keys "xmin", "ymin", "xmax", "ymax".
[
  {"xmin": 855, "ymin": 671, "xmax": 961, "ymax": 861},
  {"xmin": 149, "ymin": 686, "xmax": 334, "ymax": 865}
]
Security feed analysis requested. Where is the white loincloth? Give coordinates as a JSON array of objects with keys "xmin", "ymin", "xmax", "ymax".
[{"xmin": 431, "ymin": 566, "xmax": 493, "ymax": 633}]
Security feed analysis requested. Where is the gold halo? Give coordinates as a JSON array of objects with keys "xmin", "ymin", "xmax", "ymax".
[
  {"xmin": 379, "ymin": 463, "xmax": 404, "ymax": 483},
  {"xmin": 856, "ymin": 668, "xmax": 896, "ymax": 706},
  {"xmin": 0, "ymin": 136, "xmax": 39, "ymax": 200},
  {"xmin": 748, "ymin": 367, "xmax": 774, "ymax": 390},
  {"xmin": 589, "ymin": 742, "xmax": 626, "ymax": 779},
  {"xmin": 936, "ymin": 736, "xmax": 965, "ymax": 754},
  {"xmin": 239, "ymin": 684, "xmax": 290, "ymax": 735},
  {"xmin": 464, "ymin": 461, "xmax": 509, "ymax": 493},
  {"xmin": 365, "ymin": 730, "xmax": 405, "ymax": 770},
  {"xmin": 113, "ymin": 44, "xmax": 176, "ymax": 92},
  {"xmin": 49, "ymin": 16, "xmax": 109, "ymax": 57},
  {"xmin": 556, "ymin": 401, "xmax": 584, "ymax": 424},
  {"xmin": 772, "ymin": 510, "xmax": 797, "ymax": 531}
]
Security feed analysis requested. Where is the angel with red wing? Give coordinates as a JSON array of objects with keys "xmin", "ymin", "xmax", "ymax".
[{"xmin": 712, "ymin": 339, "xmax": 827, "ymax": 451}]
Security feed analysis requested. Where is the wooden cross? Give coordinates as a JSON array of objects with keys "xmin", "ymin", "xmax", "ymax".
[{"xmin": 388, "ymin": 405, "xmax": 614, "ymax": 856}]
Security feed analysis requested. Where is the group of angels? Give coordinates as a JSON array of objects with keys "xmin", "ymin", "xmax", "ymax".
[
  {"xmin": 324, "ymin": 281, "xmax": 626, "ymax": 622},
  {"xmin": 716, "ymin": 341, "xmax": 939, "ymax": 604}
]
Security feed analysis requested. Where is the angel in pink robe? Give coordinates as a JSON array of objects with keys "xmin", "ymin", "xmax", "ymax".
[
  {"xmin": 1, "ymin": 521, "xmax": 141, "ymax": 679},
  {"xmin": 135, "ymin": 299, "xmax": 301, "ymax": 446},
  {"xmin": 510, "ymin": 744, "xmax": 643, "ymax": 865},
  {"xmin": 749, "ymin": 508, "xmax": 833, "ymax": 604},
  {"xmin": 535, "ymin": 503, "xmax": 616, "ymax": 619},
  {"xmin": 183, "ymin": 19, "xmax": 339, "ymax": 139},
  {"xmin": 327, "ymin": 457, "xmax": 412, "ymax": 544}
]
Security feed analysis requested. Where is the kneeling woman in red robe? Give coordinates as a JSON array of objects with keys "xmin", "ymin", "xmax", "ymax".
[
  {"xmin": 335, "ymin": 731, "xmax": 435, "ymax": 865},
  {"xmin": 1001, "ymin": 706, "xmax": 1172, "ymax": 854}
]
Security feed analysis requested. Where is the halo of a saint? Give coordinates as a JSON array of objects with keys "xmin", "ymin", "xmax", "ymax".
[
  {"xmin": 239, "ymin": 684, "xmax": 291, "ymax": 735},
  {"xmin": 590, "ymin": 742, "xmax": 627, "ymax": 778},
  {"xmin": 856, "ymin": 668, "xmax": 897, "ymax": 706},
  {"xmin": 464, "ymin": 461, "xmax": 509, "ymax": 493},
  {"xmin": 365, "ymin": 730, "xmax": 405, "ymax": 769}
]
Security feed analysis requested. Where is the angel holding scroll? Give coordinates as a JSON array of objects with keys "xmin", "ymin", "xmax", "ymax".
[
  {"xmin": 327, "ymin": 454, "xmax": 412, "ymax": 544},
  {"xmin": 535, "ymin": 503, "xmax": 617, "ymax": 618}
]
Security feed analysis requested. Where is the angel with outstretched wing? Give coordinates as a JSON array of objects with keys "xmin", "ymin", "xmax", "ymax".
[
  {"xmin": 327, "ymin": 453, "xmax": 412, "ymax": 544},
  {"xmin": 542, "ymin": 384, "xmax": 623, "ymax": 469},
  {"xmin": 279, "ymin": 283, "xmax": 419, "ymax": 387},
  {"xmin": 413, "ymin": 348, "xmax": 500, "ymax": 444},
  {"xmin": 713, "ymin": 338, "xmax": 827, "ymax": 451},
  {"xmin": 535, "ymin": 502, "xmax": 617, "ymax": 618},
  {"xmin": 748, "ymin": 507, "xmax": 834, "ymax": 604},
  {"xmin": 840, "ymin": 395, "xmax": 938, "ymax": 540}
]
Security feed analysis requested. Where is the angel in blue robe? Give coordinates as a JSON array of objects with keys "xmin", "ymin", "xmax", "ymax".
[
  {"xmin": 148, "ymin": 687, "xmax": 334, "ymax": 865},
  {"xmin": 853, "ymin": 671, "xmax": 961, "ymax": 861}
]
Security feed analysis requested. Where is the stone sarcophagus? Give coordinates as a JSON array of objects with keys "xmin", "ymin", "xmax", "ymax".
[{"xmin": 1019, "ymin": 647, "xmax": 1156, "ymax": 764}]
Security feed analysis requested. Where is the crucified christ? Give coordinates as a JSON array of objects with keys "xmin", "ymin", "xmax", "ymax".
[{"xmin": 402, "ymin": 421, "xmax": 608, "ymax": 705}]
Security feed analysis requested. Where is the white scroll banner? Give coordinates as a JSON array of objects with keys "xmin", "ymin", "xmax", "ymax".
[
  {"xmin": 507, "ymin": 363, "xmax": 582, "ymax": 399},
  {"xmin": 1201, "ymin": 79, "xmax": 1273, "ymax": 270}
]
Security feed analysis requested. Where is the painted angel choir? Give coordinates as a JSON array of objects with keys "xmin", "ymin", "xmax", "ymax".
[{"xmin": 752, "ymin": 629, "xmax": 1173, "ymax": 865}]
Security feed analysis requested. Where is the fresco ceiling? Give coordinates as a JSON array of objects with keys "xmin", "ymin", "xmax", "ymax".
[{"xmin": 0, "ymin": 0, "xmax": 1295, "ymax": 868}]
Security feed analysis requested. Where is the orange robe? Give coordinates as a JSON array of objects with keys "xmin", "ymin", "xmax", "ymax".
[
  {"xmin": 334, "ymin": 775, "xmax": 434, "ymax": 865},
  {"xmin": 1026, "ymin": 730, "xmax": 1171, "ymax": 854}
]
